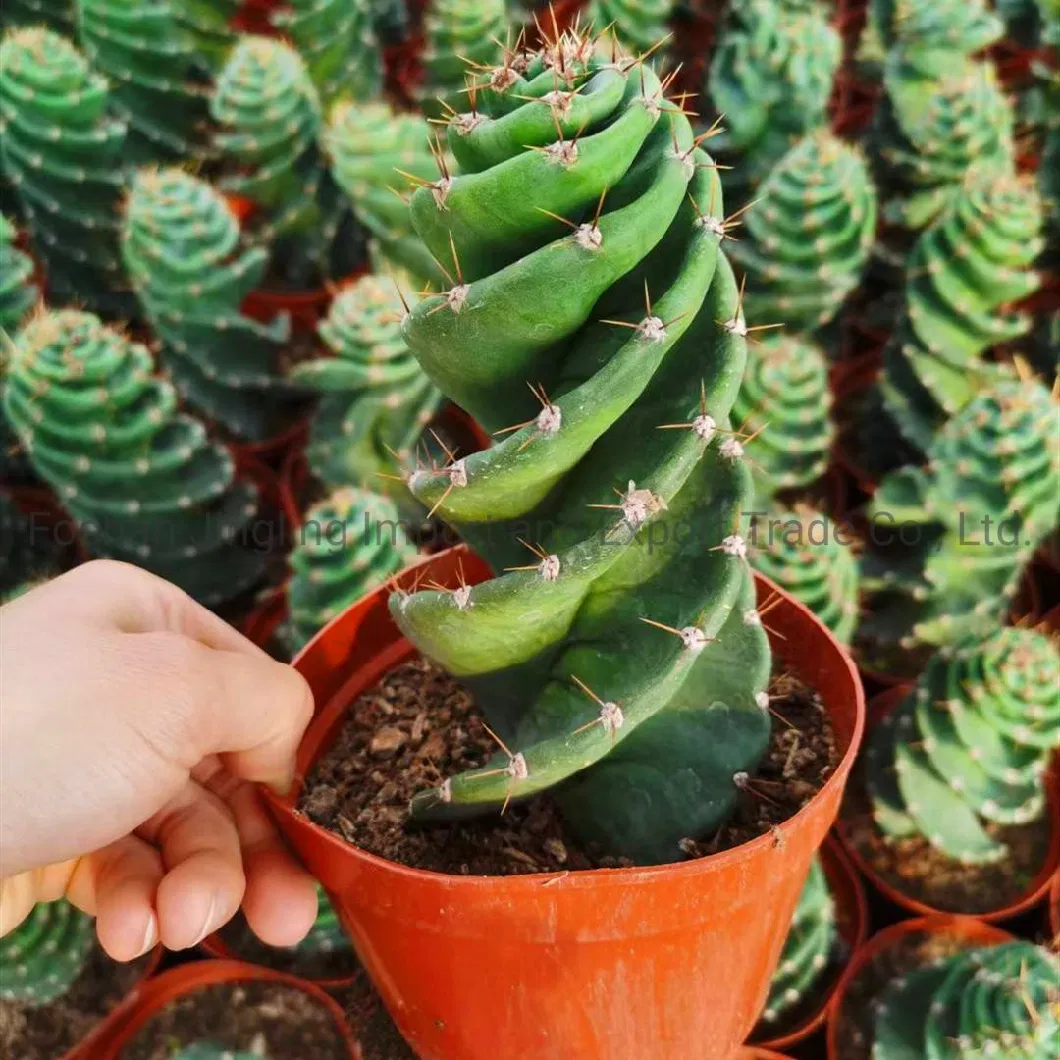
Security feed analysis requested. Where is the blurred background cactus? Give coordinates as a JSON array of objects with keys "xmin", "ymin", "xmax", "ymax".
[
  {"xmin": 0, "ymin": 214, "xmax": 36, "ymax": 335},
  {"xmin": 175, "ymin": 1048, "xmax": 259, "ymax": 1060},
  {"xmin": 0, "ymin": 899, "xmax": 94, "ymax": 1005},
  {"xmin": 371, "ymin": 0, "xmax": 409, "ymax": 45},
  {"xmin": 0, "ymin": 0, "xmax": 74, "ymax": 33},
  {"xmin": 0, "ymin": 492, "xmax": 62, "ymax": 599},
  {"xmin": 590, "ymin": 0, "xmax": 674, "ymax": 56}
]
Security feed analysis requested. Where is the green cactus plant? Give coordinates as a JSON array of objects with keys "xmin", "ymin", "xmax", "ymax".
[
  {"xmin": 371, "ymin": 0, "xmax": 408, "ymax": 44},
  {"xmin": 727, "ymin": 131, "xmax": 877, "ymax": 333},
  {"xmin": 0, "ymin": 27, "xmax": 131, "ymax": 318},
  {"xmin": 291, "ymin": 276, "xmax": 443, "ymax": 491},
  {"xmin": 76, "ymin": 0, "xmax": 212, "ymax": 161},
  {"xmin": 295, "ymin": 884, "xmax": 354, "ymax": 958},
  {"xmin": 122, "ymin": 168, "xmax": 301, "ymax": 443},
  {"xmin": 589, "ymin": 0, "xmax": 674, "ymax": 56},
  {"xmin": 857, "ymin": 380, "xmax": 1059, "ymax": 676},
  {"xmin": 327, "ymin": 100, "xmax": 449, "ymax": 288},
  {"xmin": 2, "ymin": 309, "xmax": 268, "ymax": 606},
  {"xmin": 0, "ymin": 899, "xmax": 94, "ymax": 1006},
  {"xmin": 878, "ymin": 162, "xmax": 1044, "ymax": 454},
  {"xmin": 0, "ymin": 0, "xmax": 74, "ymax": 34},
  {"xmin": 175, "ymin": 1049, "xmax": 260, "ymax": 1060},
  {"xmin": 387, "ymin": 26, "xmax": 773, "ymax": 865},
  {"xmin": 178, "ymin": 0, "xmax": 240, "ymax": 76},
  {"xmin": 0, "ymin": 214, "xmax": 36, "ymax": 335}
]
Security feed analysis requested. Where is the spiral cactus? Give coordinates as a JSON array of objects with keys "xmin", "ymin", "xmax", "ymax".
[
  {"xmin": 858, "ymin": 380, "xmax": 1059, "ymax": 674},
  {"xmin": 76, "ymin": 0, "xmax": 212, "ymax": 161},
  {"xmin": 0, "ymin": 27, "xmax": 130, "ymax": 317},
  {"xmin": 0, "ymin": 900, "xmax": 93, "ymax": 1006},
  {"xmin": 2, "ymin": 310, "xmax": 268, "ymax": 606},
  {"xmin": 178, "ymin": 0, "xmax": 239, "ymax": 75},
  {"xmin": 122, "ymin": 168, "xmax": 300, "ymax": 443},
  {"xmin": 589, "ymin": 0, "xmax": 674, "ymax": 56},
  {"xmin": 390, "ymin": 27, "xmax": 773, "ymax": 864},
  {"xmin": 285, "ymin": 488, "xmax": 418, "ymax": 650},
  {"xmin": 728, "ymin": 131, "xmax": 877, "ymax": 333},
  {"xmin": 292, "ymin": 276, "xmax": 442, "ymax": 491},
  {"xmin": 750, "ymin": 506, "xmax": 859, "ymax": 644},
  {"xmin": 273, "ymin": 0, "xmax": 382, "ymax": 107},
  {"xmin": 295, "ymin": 884, "xmax": 354, "ymax": 957},
  {"xmin": 0, "ymin": 0, "xmax": 74, "ymax": 33},
  {"xmin": 879, "ymin": 162, "xmax": 1044, "ymax": 454},
  {"xmin": 327, "ymin": 100, "xmax": 449, "ymax": 288},
  {"xmin": 708, "ymin": 0, "xmax": 842, "ymax": 204},
  {"xmin": 870, "ymin": 0, "xmax": 1004, "ymax": 77},
  {"xmin": 0, "ymin": 215, "xmax": 36, "ymax": 334}
]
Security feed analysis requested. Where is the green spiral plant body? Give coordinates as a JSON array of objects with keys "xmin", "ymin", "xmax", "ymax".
[
  {"xmin": 273, "ymin": 0, "xmax": 382, "ymax": 107},
  {"xmin": 589, "ymin": 0, "xmax": 674, "ymax": 56},
  {"xmin": 292, "ymin": 276, "xmax": 442, "ymax": 491},
  {"xmin": 858, "ymin": 380, "xmax": 1059, "ymax": 676},
  {"xmin": 0, "ymin": 900, "xmax": 94, "ymax": 1006},
  {"xmin": 285, "ymin": 488, "xmax": 418, "ymax": 651},
  {"xmin": 294, "ymin": 884, "xmax": 354, "ymax": 957},
  {"xmin": 0, "ymin": 215, "xmax": 36, "ymax": 335},
  {"xmin": 76, "ymin": 0, "xmax": 212, "ymax": 162},
  {"xmin": 750, "ymin": 506, "xmax": 859, "ymax": 644},
  {"xmin": 0, "ymin": 28, "xmax": 131, "ymax": 318},
  {"xmin": 389, "ymin": 27, "xmax": 773, "ymax": 865},
  {"xmin": 0, "ymin": 0, "xmax": 74, "ymax": 33},
  {"xmin": 728, "ymin": 131, "xmax": 877, "ymax": 333},
  {"xmin": 2, "ymin": 310, "xmax": 268, "ymax": 606},
  {"xmin": 178, "ymin": 0, "xmax": 240, "ymax": 75},
  {"xmin": 327, "ymin": 100, "xmax": 450, "ymax": 288},
  {"xmin": 866, "ymin": 628, "xmax": 1058, "ymax": 865},
  {"xmin": 878, "ymin": 162, "xmax": 1044, "ymax": 455},
  {"xmin": 122, "ymin": 168, "xmax": 301, "ymax": 443}
]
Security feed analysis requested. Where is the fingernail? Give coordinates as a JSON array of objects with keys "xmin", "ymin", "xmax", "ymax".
[
  {"xmin": 191, "ymin": 895, "xmax": 217, "ymax": 949},
  {"xmin": 135, "ymin": 915, "xmax": 158, "ymax": 958}
]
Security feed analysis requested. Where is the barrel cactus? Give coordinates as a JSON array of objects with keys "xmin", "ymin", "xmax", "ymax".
[
  {"xmin": 878, "ymin": 162, "xmax": 1044, "ymax": 454},
  {"xmin": 589, "ymin": 0, "xmax": 674, "ymax": 56},
  {"xmin": 76, "ymin": 0, "xmax": 212, "ymax": 161},
  {"xmin": 0, "ymin": 900, "xmax": 93, "ymax": 1005},
  {"xmin": 0, "ymin": 27, "xmax": 130, "ymax": 317},
  {"xmin": 122, "ymin": 168, "xmax": 300, "ymax": 443},
  {"xmin": 866, "ymin": 628, "xmax": 1057, "ymax": 865},
  {"xmin": 388, "ymin": 26, "xmax": 773, "ymax": 864},
  {"xmin": 2, "ymin": 309, "xmax": 268, "ymax": 606},
  {"xmin": 0, "ymin": 0, "xmax": 74, "ymax": 33},
  {"xmin": 858, "ymin": 380, "xmax": 1059, "ymax": 675},
  {"xmin": 0, "ymin": 214, "xmax": 36, "ymax": 334},
  {"xmin": 727, "ymin": 131, "xmax": 877, "ymax": 333},
  {"xmin": 292, "ymin": 276, "xmax": 442, "ymax": 491}
]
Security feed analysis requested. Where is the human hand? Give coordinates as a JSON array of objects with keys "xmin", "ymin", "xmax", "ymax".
[{"xmin": 0, "ymin": 560, "xmax": 318, "ymax": 961}]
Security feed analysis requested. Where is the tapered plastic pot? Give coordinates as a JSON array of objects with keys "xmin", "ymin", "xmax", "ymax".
[
  {"xmin": 100, "ymin": 959, "xmax": 361, "ymax": 1060},
  {"xmin": 1049, "ymin": 870, "xmax": 1059, "ymax": 943},
  {"xmin": 262, "ymin": 544, "xmax": 864, "ymax": 1060},
  {"xmin": 199, "ymin": 930, "xmax": 357, "ymax": 992},
  {"xmin": 751, "ymin": 835, "xmax": 870, "ymax": 1052},
  {"xmin": 836, "ymin": 686, "xmax": 1060, "ymax": 924},
  {"xmin": 825, "ymin": 915, "xmax": 1015, "ymax": 1060}
]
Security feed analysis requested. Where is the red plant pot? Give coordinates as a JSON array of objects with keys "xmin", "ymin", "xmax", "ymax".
[
  {"xmin": 261, "ymin": 545, "xmax": 865, "ymax": 1060},
  {"xmin": 825, "ymin": 915, "xmax": 1016, "ymax": 1060},
  {"xmin": 100, "ymin": 959, "xmax": 361, "ymax": 1060},
  {"xmin": 751, "ymin": 835, "xmax": 870, "ymax": 1053},
  {"xmin": 740, "ymin": 1051, "xmax": 796, "ymax": 1060},
  {"xmin": 836, "ymin": 686, "xmax": 1060, "ymax": 924},
  {"xmin": 1049, "ymin": 870, "xmax": 1059, "ymax": 944},
  {"xmin": 199, "ymin": 930, "xmax": 357, "ymax": 992},
  {"xmin": 240, "ymin": 585, "xmax": 289, "ymax": 649},
  {"xmin": 230, "ymin": 416, "xmax": 311, "ymax": 474}
]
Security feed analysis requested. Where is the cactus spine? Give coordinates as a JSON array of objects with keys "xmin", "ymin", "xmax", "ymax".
[
  {"xmin": 0, "ymin": 28, "xmax": 130, "ymax": 317},
  {"xmin": 589, "ymin": 0, "xmax": 674, "ymax": 56},
  {"xmin": 2, "ymin": 309, "xmax": 267, "ymax": 606},
  {"xmin": 389, "ymin": 27, "xmax": 772, "ymax": 864},
  {"xmin": 0, "ymin": 900, "xmax": 94, "ymax": 1005}
]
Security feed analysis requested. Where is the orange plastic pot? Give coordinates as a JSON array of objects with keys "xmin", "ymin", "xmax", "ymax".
[
  {"xmin": 199, "ymin": 930, "xmax": 357, "ymax": 991},
  {"xmin": 751, "ymin": 835, "xmax": 870, "ymax": 1052},
  {"xmin": 262, "ymin": 545, "xmax": 865, "ymax": 1060},
  {"xmin": 1049, "ymin": 870, "xmax": 1059, "ymax": 944},
  {"xmin": 100, "ymin": 959, "xmax": 361, "ymax": 1060},
  {"xmin": 739, "ymin": 1051, "xmax": 796, "ymax": 1060},
  {"xmin": 825, "ymin": 915, "xmax": 1015, "ymax": 1060},
  {"xmin": 836, "ymin": 686, "xmax": 1060, "ymax": 924}
]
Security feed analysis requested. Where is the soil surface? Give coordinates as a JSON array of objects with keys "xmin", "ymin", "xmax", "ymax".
[
  {"xmin": 213, "ymin": 913, "xmax": 360, "ymax": 983},
  {"xmin": 119, "ymin": 981, "xmax": 348, "ymax": 1060},
  {"xmin": 0, "ymin": 940, "xmax": 152, "ymax": 1060},
  {"xmin": 297, "ymin": 656, "xmax": 838, "ymax": 875}
]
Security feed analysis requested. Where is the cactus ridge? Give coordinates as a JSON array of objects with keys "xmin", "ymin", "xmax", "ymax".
[
  {"xmin": 2, "ymin": 309, "xmax": 267, "ymax": 605},
  {"xmin": 0, "ymin": 899, "xmax": 94, "ymax": 1006},
  {"xmin": 589, "ymin": 0, "xmax": 674, "ymax": 56},
  {"xmin": 0, "ymin": 27, "xmax": 131, "ymax": 316},
  {"xmin": 0, "ymin": 214, "xmax": 37, "ymax": 335},
  {"xmin": 390, "ymin": 29, "xmax": 772, "ymax": 864},
  {"xmin": 122, "ymin": 167, "xmax": 301, "ymax": 443}
]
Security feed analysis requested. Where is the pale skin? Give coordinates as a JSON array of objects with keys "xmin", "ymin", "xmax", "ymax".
[{"xmin": 0, "ymin": 560, "xmax": 319, "ymax": 960}]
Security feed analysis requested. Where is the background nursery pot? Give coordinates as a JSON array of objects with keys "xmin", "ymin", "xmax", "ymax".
[{"xmin": 263, "ymin": 546, "xmax": 865, "ymax": 1060}]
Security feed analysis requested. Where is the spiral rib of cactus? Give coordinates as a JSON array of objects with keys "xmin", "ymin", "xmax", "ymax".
[
  {"xmin": 76, "ymin": 0, "xmax": 212, "ymax": 161},
  {"xmin": 327, "ymin": 100, "xmax": 450, "ymax": 288},
  {"xmin": 0, "ymin": 28, "xmax": 131, "ymax": 317},
  {"xmin": 707, "ymin": 0, "xmax": 841, "ymax": 204},
  {"xmin": 2, "ymin": 310, "xmax": 268, "ymax": 606},
  {"xmin": 0, "ymin": 215, "xmax": 36, "ymax": 335},
  {"xmin": 875, "ymin": 59, "xmax": 1016, "ymax": 230},
  {"xmin": 728, "ymin": 132, "xmax": 877, "ymax": 333},
  {"xmin": 292, "ymin": 276, "xmax": 442, "ymax": 491},
  {"xmin": 177, "ymin": 0, "xmax": 239, "ymax": 75},
  {"xmin": 0, "ymin": 0, "xmax": 74, "ymax": 33},
  {"xmin": 750, "ymin": 507, "xmax": 859, "ymax": 644},
  {"xmin": 273, "ymin": 0, "xmax": 381, "ymax": 107},
  {"xmin": 759, "ymin": 856, "xmax": 837, "ymax": 1026},
  {"xmin": 0, "ymin": 900, "xmax": 93, "ymax": 1006},
  {"xmin": 387, "ymin": 28, "xmax": 772, "ymax": 863},
  {"xmin": 122, "ymin": 168, "xmax": 301, "ymax": 443},
  {"xmin": 866, "ymin": 628, "xmax": 1058, "ymax": 866},
  {"xmin": 285, "ymin": 488, "xmax": 418, "ymax": 650},
  {"xmin": 589, "ymin": 0, "xmax": 674, "ymax": 55},
  {"xmin": 879, "ymin": 163, "xmax": 1045, "ymax": 455},
  {"xmin": 858, "ymin": 380, "xmax": 1059, "ymax": 673}
]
